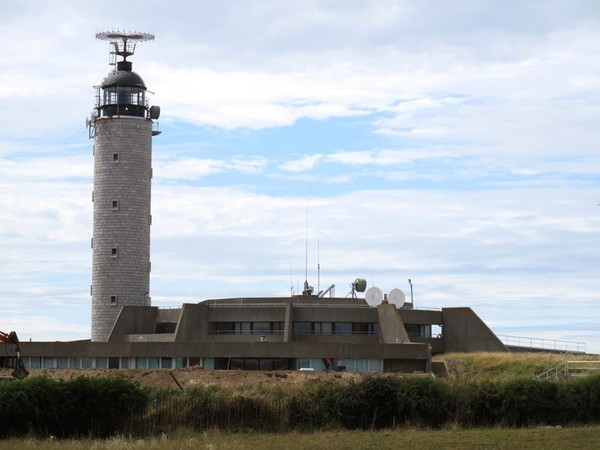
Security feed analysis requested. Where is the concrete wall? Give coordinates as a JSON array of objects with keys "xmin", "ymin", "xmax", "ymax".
[
  {"xmin": 174, "ymin": 303, "xmax": 209, "ymax": 342},
  {"xmin": 442, "ymin": 307, "xmax": 508, "ymax": 353},
  {"xmin": 377, "ymin": 303, "xmax": 410, "ymax": 343},
  {"xmin": 108, "ymin": 306, "xmax": 158, "ymax": 341}
]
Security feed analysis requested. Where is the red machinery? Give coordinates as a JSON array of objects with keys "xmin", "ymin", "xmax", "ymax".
[{"xmin": 0, "ymin": 331, "xmax": 28, "ymax": 379}]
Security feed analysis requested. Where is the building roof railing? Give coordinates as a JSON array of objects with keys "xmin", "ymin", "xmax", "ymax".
[{"xmin": 497, "ymin": 334, "xmax": 586, "ymax": 354}]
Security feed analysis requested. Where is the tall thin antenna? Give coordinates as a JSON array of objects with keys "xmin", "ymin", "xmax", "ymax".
[
  {"xmin": 303, "ymin": 184, "xmax": 313, "ymax": 295},
  {"xmin": 317, "ymin": 237, "xmax": 320, "ymax": 294}
]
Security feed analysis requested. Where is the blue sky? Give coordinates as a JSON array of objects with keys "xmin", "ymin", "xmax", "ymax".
[{"xmin": 1, "ymin": 0, "xmax": 599, "ymax": 352}]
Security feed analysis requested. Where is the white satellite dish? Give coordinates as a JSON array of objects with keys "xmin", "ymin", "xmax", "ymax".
[
  {"xmin": 387, "ymin": 288, "xmax": 405, "ymax": 307},
  {"xmin": 365, "ymin": 286, "xmax": 383, "ymax": 305}
]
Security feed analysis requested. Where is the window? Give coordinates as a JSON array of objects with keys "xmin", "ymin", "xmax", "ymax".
[
  {"xmin": 43, "ymin": 357, "xmax": 55, "ymax": 369},
  {"xmin": 112, "ymin": 200, "xmax": 119, "ymax": 210},
  {"xmin": 293, "ymin": 322, "xmax": 312, "ymax": 334},
  {"xmin": 81, "ymin": 358, "xmax": 92, "ymax": 369},
  {"xmin": 136, "ymin": 357, "xmax": 148, "ymax": 369},
  {"xmin": 334, "ymin": 323, "xmax": 352, "ymax": 335},
  {"xmin": 112, "ymin": 153, "xmax": 119, "ymax": 162},
  {"xmin": 111, "ymin": 247, "xmax": 118, "ymax": 258},
  {"xmin": 110, "ymin": 295, "xmax": 117, "ymax": 305},
  {"xmin": 30, "ymin": 357, "xmax": 41, "ymax": 369},
  {"xmin": 95, "ymin": 358, "xmax": 108, "ymax": 369}
]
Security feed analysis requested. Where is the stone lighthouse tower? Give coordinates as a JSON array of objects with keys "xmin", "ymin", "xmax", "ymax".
[{"xmin": 88, "ymin": 31, "xmax": 160, "ymax": 342}]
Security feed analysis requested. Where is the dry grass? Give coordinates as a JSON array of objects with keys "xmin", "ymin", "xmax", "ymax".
[
  {"xmin": 436, "ymin": 352, "xmax": 600, "ymax": 381},
  {"xmin": 1, "ymin": 426, "xmax": 599, "ymax": 449}
]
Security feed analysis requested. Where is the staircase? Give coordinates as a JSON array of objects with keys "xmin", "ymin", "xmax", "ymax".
[{"xmin": 537, "ymin": 361, "xmax": 600, "ymax": 380}]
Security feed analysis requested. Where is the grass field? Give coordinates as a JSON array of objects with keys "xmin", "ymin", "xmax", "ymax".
[{"xmin": 1, "ymin": 426, "xmax": 599, "ymax": 450}]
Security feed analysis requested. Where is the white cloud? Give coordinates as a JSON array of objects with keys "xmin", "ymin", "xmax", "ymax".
[{"xmin": 1, "ymin": 1, "xmax": 600, "ymax": 353}]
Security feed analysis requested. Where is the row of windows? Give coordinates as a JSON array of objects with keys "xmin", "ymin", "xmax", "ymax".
[
  {"xmin": 293, "ymin": 322, "xmax": 379, "ymax": 336},
  {"xmin": 210, "ymin": 322, "xmax": 285, "ymax": 335},
  {"xmin": 19, "ymin": 356, "xmax": 383, "ymax": 373},
  {"xmin": 20, "ymin": 356, "xmax": 212, "ymax": 370},
  {"xmin": 298, "ymin": 358, "xmax": 382, "ymax": 372},
  {"xmin": 209, "ymin": 322, "xmax": 380, "ymax": 336}
]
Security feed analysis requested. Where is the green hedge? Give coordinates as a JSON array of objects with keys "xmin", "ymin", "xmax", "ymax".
[
  {"xmin": 2, "ymin": 374, "xmax": 600, "ymax": 437},
  {"xmin": 0, "ymin": 376, "xmax": 148, "ymax": 438}
]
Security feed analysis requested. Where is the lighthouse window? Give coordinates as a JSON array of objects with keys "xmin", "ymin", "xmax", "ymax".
[
  {"xmin": 112, "ymin": 200, "xmax": 119, "ymax": 210},
  {"xmin": 112, "ymin": 153, "xmax": 119, "ymax": 162},
  {"xmin": 110, "ymin": 295, "xmax": 117, "ymax": 305},
  {"xmin": 111, "ymin": 247, "xmax": 118, "ymax": 258}
]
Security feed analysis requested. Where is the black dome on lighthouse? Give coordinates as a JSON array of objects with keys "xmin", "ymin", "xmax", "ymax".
[{"xmin": 101, "ymin": 69, "xmax": 146, "ymax": 90}]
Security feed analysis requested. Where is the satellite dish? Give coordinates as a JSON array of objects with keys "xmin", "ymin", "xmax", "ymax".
[
  {"xmin": 387, "ymin": 288, "xmax": 405, "ymax": 307},
  {"xmin": 149, "ymin": 105, "xmax": 161, "ymax": 120},
  {"xmin": 353, "ymin": 278, "xmax": 367, "ymax": 293},
  {"xmin": 365, "ymin": 286, "xmax": 383, "ymax": 305}
]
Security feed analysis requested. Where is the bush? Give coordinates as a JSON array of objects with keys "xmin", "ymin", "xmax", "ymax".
[
  {"xmin": 0, "ymin": 376, "xmax": 148, "ymax": 438},
  {"xmin": 497, "ymin": 378, "xmax": 560, "ymax": 427}
]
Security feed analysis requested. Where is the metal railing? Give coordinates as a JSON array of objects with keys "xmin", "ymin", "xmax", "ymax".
[
  {"xmin": 538, "ymin": 361, "xmax": 600, "ymax": 380},
  {"xmin": 497, "ymin": 335, "xmax": 586, "ymax": 354}
]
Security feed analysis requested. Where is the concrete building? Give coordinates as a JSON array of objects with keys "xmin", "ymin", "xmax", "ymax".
[{"xmin": 14, "ymin": 295, "xmax": 508, "ymax": 372}]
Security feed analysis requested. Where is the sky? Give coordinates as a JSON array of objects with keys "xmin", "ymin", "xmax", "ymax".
[{"xmin": 1, "ymin": 0, "xmax": 599, "ymax": 353}]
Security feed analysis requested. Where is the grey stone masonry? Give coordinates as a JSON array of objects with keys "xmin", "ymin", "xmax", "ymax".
[{"xmin": 91, "ymin": 116, "xmax": 153, "ymax": 342}]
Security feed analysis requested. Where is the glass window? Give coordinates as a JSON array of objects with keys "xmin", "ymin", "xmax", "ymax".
[
  {"xmin": 148, "ymin": 357, "xmax": 159, "ymax": 369},
  {"xmin": 43, "ymin": 357, "xmax": 54, "ymax": 369},
  {"xmin": 120, "ymin": 358, "xmax": 130, "ymax": 369},
  {"xmin": 108, "ymin": 357, "xmax": 119, "ymax": 369},
  {"xmin": 298, "ymin": 358, "xmax": 311, "ymax": 369},
  {"xmin": 136, "ymin": 358, "xmax": 147, "ymax": 369},
  {"xmin": 311, "ymin": 358, "xmax": 326, "ymax": 371},
  {"xmin": 189, "ymin": 357, "xmax": 201, "ymax": 367},
  {"xmin": 81, "ymin": 358, "xmax": 92, "ymax": 369},
  {"xmin": 175, "ymin": 358, "xmax": 186, "ymax": 369},
  {"xmin": 253, "ymin": 322, "xmax": 270, "ymax": 334},
  {"xmin": 321, "ymin": 322, "xmax": 333, "ymax": 335},
  {"xmin": 70, "ymin": 358, "xmax": 78, "ymax": 369},
  {"xmin": 293, "ymin": 322, "xmax": 311, "ymax": 334},
  {"xmin": 334, "ymin": 323, "xmax": 352, "ymax": 335},
  {"xmin": 95, "ymin": 358, "xmax": 108, "ymax": 369},
  {"xmin": 355, "ymin": 359, "xmax": 368, "ymax": 372},
  {"xmin": 369, "ymin": 359, "xmax": 383, "ymax": 372},
  {"xmin": 57, "ymin": 357, "xmax": 69, "ymax": 369},
  {"xmin": 30, "ymin": 357, "xmax": 41, "ymax": 369},
  {"xmin": 203, "ymin": 358, "xmax": 214, "ymax": 369},
  {"xmin": 161, "ymin": 358, "xmax": 172, "ymax": 369},
  {"xmin": 352, "ymin": 323, "xmax": 369, "ymax": 334}
]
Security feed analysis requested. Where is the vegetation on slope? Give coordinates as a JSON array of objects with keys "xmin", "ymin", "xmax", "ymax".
[{"xmin": 437, "ymin": 352, "xmax": 600, "ymax": 381}]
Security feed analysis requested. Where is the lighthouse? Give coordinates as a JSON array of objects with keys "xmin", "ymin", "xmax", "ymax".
[{"xmin": 88, "ymin": 31, "xmax": 160, "ymax": 342}]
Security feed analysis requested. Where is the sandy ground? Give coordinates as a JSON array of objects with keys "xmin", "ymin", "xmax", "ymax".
[{"xmin": 0, "ymin": 367, "xmax": 403, "ymax": 389}]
